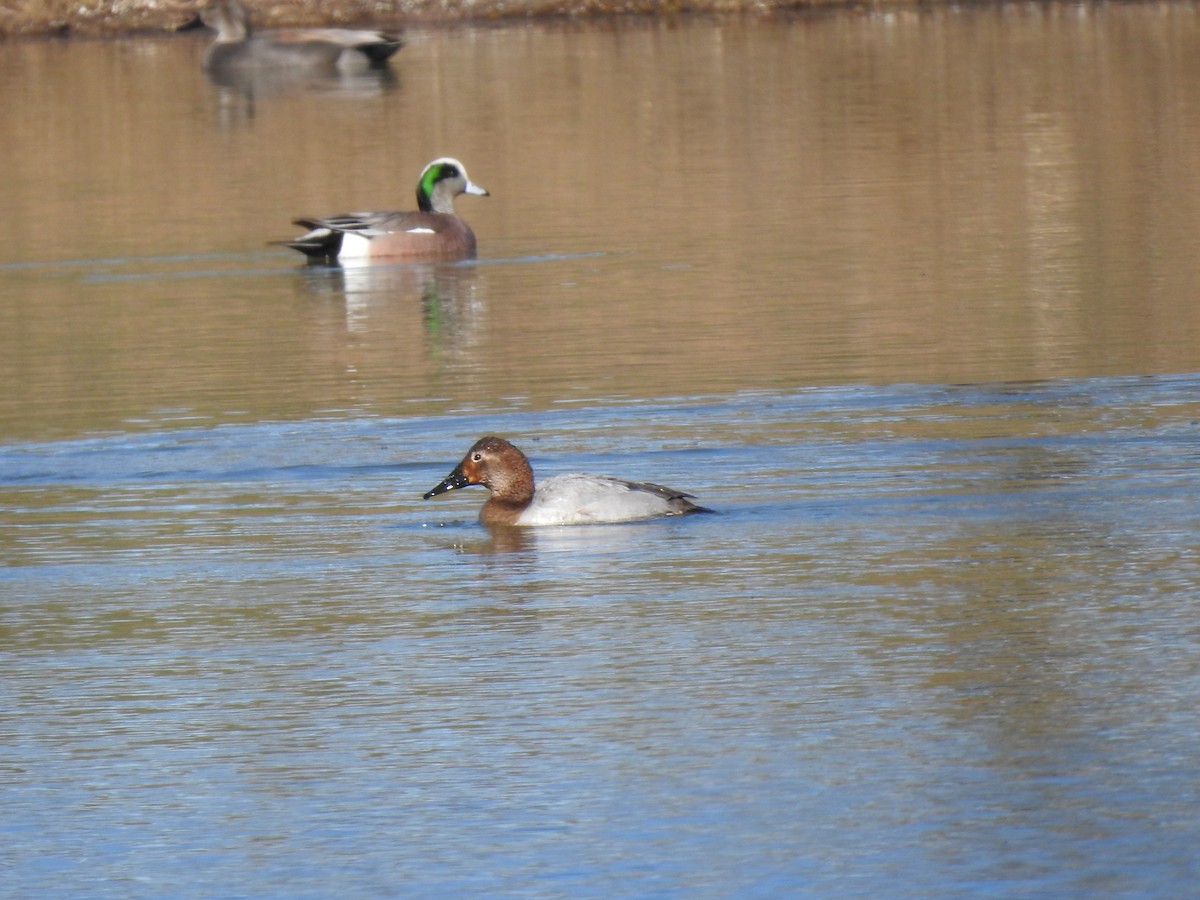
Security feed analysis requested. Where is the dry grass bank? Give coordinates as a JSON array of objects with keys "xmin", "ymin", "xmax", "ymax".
[{"xmin": 0, "ymin": 0, "xmax": 848, "ymax": 37}]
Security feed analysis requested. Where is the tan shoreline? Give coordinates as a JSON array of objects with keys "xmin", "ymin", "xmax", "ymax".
[{"xmin": 0, "ymin": 0, "xmax": 844, "ymax": 38}]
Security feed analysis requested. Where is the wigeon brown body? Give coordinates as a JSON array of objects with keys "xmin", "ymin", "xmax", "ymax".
[
  {"xmin": 200, "ymin": 0, "xmax": 403, "ymax": 74},
  {"xmin": 423, "ymin": 436, "xmax": 710, "ymax": 527},
  {"xmin": 282, "ymin": 158, "xmax": 489, "ymax": 264}
]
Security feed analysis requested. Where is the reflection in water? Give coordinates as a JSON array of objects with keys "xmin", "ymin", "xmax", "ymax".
[
  {"xmin": 442, "ymin": 519, "xmax": 672, "ymax": 557},
  {"xmin": 204, "ymin": 64, "xmax": 399, "ymax": 126},
  {"xmin": 296, "ymin": 260, "xmax": 486, "ymax": 350},
  {"xmin": 205, "ymin": 60, "xmax": 399, "ymax": 97},
  {"xmin": 420, "ymin": 522, "xmax": 541, "ymax": 561}
]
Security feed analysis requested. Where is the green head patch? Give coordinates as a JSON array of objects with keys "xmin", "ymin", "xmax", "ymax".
[{"xmin": 418, "ymin": 162, "xmax": 454, "ymax": 212}]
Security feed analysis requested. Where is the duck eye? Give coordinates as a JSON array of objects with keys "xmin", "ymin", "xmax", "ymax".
[{"xmin": 472, "ymin": 453, "xmax": 482, "ymax": 462}]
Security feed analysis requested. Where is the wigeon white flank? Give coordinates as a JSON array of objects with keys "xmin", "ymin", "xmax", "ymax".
[{"xmin": 423, "ymin": 436, "xmax": 711, "ymax": 527}]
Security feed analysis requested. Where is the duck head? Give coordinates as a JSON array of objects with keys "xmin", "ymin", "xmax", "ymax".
[
  {"xmin": 199, "ymin": 0, "xmax": 250, "ymax": 41},
  {"xmin": 417, "ymin": 158, "xmax": 490, "ymax": 214},
  {"xmin": 423, "ymin": 436, "xmax": 533, "ymax": 502}
]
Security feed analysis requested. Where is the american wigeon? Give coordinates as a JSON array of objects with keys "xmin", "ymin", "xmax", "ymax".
[
  {"xmin": 200, "ymin": 0, "xmax": 403, "ymax": 74},
  {"xmin": 281, "ymin": 158, "xmax": 489, "ymax": 264},
  {"xmin": 424, "ymin": 436, "xmax": 711, "ymax": 526}
]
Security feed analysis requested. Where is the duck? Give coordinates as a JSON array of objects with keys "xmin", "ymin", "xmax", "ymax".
[
  {"xmin": 200, "ymin": 0, "xmax": 403, "ymax": 74},
  {"xmin": 281, "ymin": 158, "xmax": 489, "ymax": 264},
  {"xmin": 423, "ymin": 436, "xmax": 711, "ymax": 527}
]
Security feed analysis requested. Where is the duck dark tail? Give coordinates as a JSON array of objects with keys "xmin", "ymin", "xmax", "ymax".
[
  {"xmin": 675, "ymin": 497, "xmax": 715, "ymax": 516},
  {"xmin": 273, "ymin": 221, "xmax": 344, "ymax": 263},
  {"xmin": 359, "ymin": 34, "xmax": 404, "ymax": 64}
]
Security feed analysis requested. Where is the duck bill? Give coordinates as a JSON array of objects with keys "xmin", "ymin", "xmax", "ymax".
[
  {"xmin": 423, "ymin": 465, "xmax": 469, "ymax": 499},
  {"xmin": 465, "ymin": 180, "xmax": 489, "ymax": 197}
]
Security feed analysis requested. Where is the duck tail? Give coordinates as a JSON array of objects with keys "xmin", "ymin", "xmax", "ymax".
[{"xmin": 273, "ymin": 221, "xmax": 343, "ymax": 263}]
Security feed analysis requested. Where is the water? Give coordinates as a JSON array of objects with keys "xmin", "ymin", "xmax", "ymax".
[{"xmin": 3, "ymin": 6, "xmax": 1200, "ymax": 897}]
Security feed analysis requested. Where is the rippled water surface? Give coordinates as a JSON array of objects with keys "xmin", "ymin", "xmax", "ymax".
[{"xmin": 3, "ymin": 5, "xmax": 1200, "ymax": 897}]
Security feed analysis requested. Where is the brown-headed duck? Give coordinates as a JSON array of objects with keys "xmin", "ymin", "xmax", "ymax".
[{"xmin": 423, "ymin": 436, "xmax": 711, "ymax": 526}]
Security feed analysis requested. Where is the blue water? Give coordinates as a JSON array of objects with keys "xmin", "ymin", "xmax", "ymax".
[{"xmin": 4, "ymin": 378, "xmax": 1199, "ymax": 898}]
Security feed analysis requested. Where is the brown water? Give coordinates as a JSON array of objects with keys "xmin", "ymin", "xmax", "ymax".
[{"xmin": 3, "ymin": 6, "xmax": 1200, "ymax": 897}]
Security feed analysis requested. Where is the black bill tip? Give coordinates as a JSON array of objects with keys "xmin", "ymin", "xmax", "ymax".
[{"xmin": 423, "ymin": 467, "xmax": 468, "ymax": 500}]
